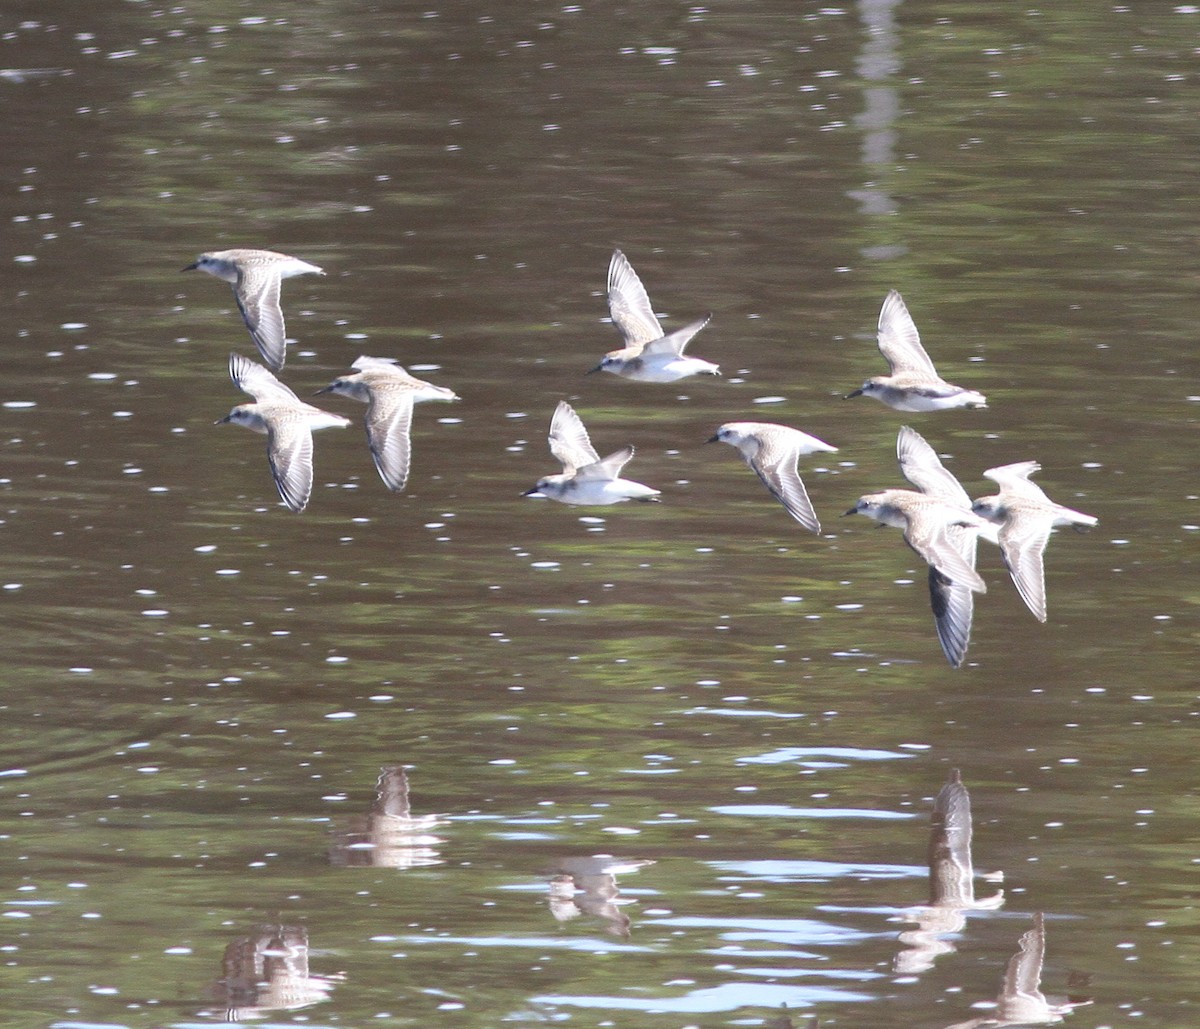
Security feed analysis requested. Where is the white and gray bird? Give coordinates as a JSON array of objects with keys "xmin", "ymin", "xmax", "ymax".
[
  {"xmin": 707, "ymin": 421, "xmax": 838, "ymax": 534},
  {"xmin": 847, "ymin": 290, "xmax": 987, "ymax": 411},
  {"xmin": 216, "ymin": 352, "xmax": 350, "ymax": 513},
  {"xmin": 588, "ymin": 249, "xmax": 719, "ymax": 382},
  {"xmin": 524, "ymin": 400, "xmax": 661, "ymax": 505},
  {"xmin": 316, "ymin": 356, "xmax": 459, "ymax": 493},
  {"xmin": 972, "ymin": 461, "xmax": 1097, "ymax": 623},
  {"xmin": 845, "ymin": 426, "xmax": 998, "ymax": 667},
  {"xmin": 184, "ymin": 248, "xmax": 325, "ymax": 371}
]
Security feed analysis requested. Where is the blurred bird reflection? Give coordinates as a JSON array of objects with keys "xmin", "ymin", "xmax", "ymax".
[
  {"xmin": 546, "ymin": 855, "xmax": 654, "ymax": 938},
  {"xmin": 895, "ymin": 769, "xmax": 1004, "ymax": 975},
  {"xmin": 199, "ymin": 923, "xmax": 343, "ymax": 1021},
  {"xmin": 329, "ymin": 764, "xmax": 446, "ymax": 869},
  {"xmin": 944, "ymin": 913, "xmax": 1091, "ymax": 1028}
]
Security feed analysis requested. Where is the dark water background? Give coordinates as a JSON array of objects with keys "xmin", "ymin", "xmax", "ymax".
[{"xmin": 1, "ymin": 1, "xmax": 1197, "ymax": 1026}]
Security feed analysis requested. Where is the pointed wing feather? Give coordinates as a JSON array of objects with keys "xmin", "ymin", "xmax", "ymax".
[
  {"xmin": 266, "ymin": 420, "xmax": 314, "ymax": 512},
  {"xmin": 877, "ymin": 289, "xmax": 939, "ymax": 377},
  {"xmin": 998, "ymin": 512, "xmax": 1053, "ymax": 621},
  {"xmin": 640, "ymin": 314, "xmax": 711, "ymax": 357},
  {"xmin": 752, "ymin": 437, "xmax": 821, "ymax": 533},
  {"xmin": 897, "ymin": 425, "xmax": 970, "ymax": 507},
  {"xmin": 353, "ymin": 355, "xmax": 405, "ymax": 373},
  {"xmin": 548, "ymin": 401, "xmax": 599, "ymax": 473},
  {"xmin": 983, "ymin": 461, "xmax": 1052, "ymax": 503},
  {"xmin": 365, "ymin": 390, "xmax": 417, "ymax": 492},
  {"xmin": 928, "ymin": 514, "xmax": 983, "ymax": 666},
  {"xmin": 607, "ymin": 250, "xmax": 663, "ymax": 347},
  {"xmin": 235, "ymin": 266, "xmax": 287, "ymax": 370},
  {"xmin": 228, "ymin": 351, "xmax": 299, "ymax": 403},
  {"xmin": 929, "ymin": 569, "xmax": 975, "ymax": 668},
  {"xmin": 574, "ymin": 445, "xmax": 634, "ymax": 481}
]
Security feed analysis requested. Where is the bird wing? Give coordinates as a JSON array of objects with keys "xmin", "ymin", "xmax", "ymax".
[
  {"xmin": 905, "ymin": 506, "xmax": 987, "ymax": 593},
  {"xmin": 235, "ymin": 265, "xmax": 288, "ymax": 371},
  {"xmin": 752, "ymin": 434, "xmax": 821, "ymax": 533},
  {"xmin": 548, "ymin": 401, "xmax": 599, "ymax": 473},
  {"xmin": 897, "ymin": 425, "xmax": 970, "ymax": 506},
  {"xmin": 352, "ymin": 355, "xmax": 406, "ymax": 374},
  {"xmin": 228, "ymin": 351, "xmax": 298, "ymax": 404},
  {"xmin": 365, "ymin": 388, "xmax": 417, "ymax": 492},
  {"xmin": 266, "ymin": 419, "xmax": 314, "ymax": 513},
  {"xmin": 928, "ymin": 520, "xmax": 981, "ymax": 667},
  {"xmin": 607, "ymin": 249, "xmax": 663, "ymax": 347},
  {"xmin": 640, "ymin": 314, "xmax": 711, "ymax": 357},
  {"xmin": 998, "ymin": 510, "xmax": 1053, "ymax": 622},
  {"xmin": 983, "ymin": 460, "xmax": 1051, "ymax": 503},
  {"xmin": 574, "ymin": 445, "xmax": 635, "ymax": 482},
  {"xmin": 877, "ymin": 289, "xmax": 938, "ymax": 377}
]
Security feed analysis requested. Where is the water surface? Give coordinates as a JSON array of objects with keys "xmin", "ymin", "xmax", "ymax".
[{"xmin": 1, "ymin": 2, "xmax": 1197, "ymax": 1026}]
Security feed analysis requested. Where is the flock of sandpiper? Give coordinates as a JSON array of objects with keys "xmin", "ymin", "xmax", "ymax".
[{"xmin": 183, "ymin": 247, "xmax": 1097, "ymax": 667}]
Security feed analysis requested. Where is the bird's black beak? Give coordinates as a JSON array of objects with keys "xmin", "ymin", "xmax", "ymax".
[
  {"xmin": 312, "ymin": 386, "xmax": 332, "ymax": 396},
  {"xmin": 522, "ymin": 487, "xmax": 543, "ymax": 497},
  {"xmin": 214, "ymin": 415, "xmax": 232, "ymax": 425},
  {"xmin": 704, "ymin": 434, "xmax": 720, "ymax": 444},
  {"xmin": 181, "ymin": 262, "xmax": 198, "ymax": 272},
  {"xmin": 842, "ymin": 506, "xmax": 859, "ymax": 517},
  {"xmin": 585, "ymin": 365, "xmax": 602, "ymax": 375},
  {"xmin": 844, "ymin": 388, "xmax": 863, "ymax": 400}
]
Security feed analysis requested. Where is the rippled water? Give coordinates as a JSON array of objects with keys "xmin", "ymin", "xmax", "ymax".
[{"xmin": 1, "ymin": 2, "xmax": 1197, "ymax": 1026}]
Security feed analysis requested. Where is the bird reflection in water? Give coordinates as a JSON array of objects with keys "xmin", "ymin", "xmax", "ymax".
[
  {"xmin": 546, "ymin": 855, "xmax": 654, "ymax": 938},
  {"xmin": 944, "ymin": 913, "xmax": 1092, "ymax": 1028},
  {"xmin": 895, "ymin": 769, "xmax": 1005, "ymax": 975},
  {"xmin": 762, "ymin": 1004, "xmax": 819, "ymax": 1028},
  {"xmin": 199, "ymin": 923, "xmax": 343, "ymax": 1021},
  {"xmin": 329, "ymin": 764, "xmax": 446, "ymax": 869}
]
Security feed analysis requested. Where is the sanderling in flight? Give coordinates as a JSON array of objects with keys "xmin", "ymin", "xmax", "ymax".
[
  {"xmin": 216, "ymin": 352, "xmax": 350, "ymax": 512},
  {"xmin": 588, "ymin": 249, "xmax": 718, "ymax": 382},
  {"xmin": 846, "ymin": 290, "xmax": 987, "ymax": 411},
  {"xmin": 971, "ymin": 461, "xmax": 1097, "ymax": 623},
  {"xmin": 706, "ymin": 421, "xmax": 837, "ymax": 534},
  {"xmin": 315, "ymin": 356, "xmax": 459, "ymax": 493},
  {"xmin": 524, "ymin": 400, "xmax": 661, "ymax": 505},
  {"xmin": 845, "ymin": 426, "xmax": 998, "ymax": 667},
  {"xmin": 183, "ymin": 248, "xmax": 325, "ymax": 371}
]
